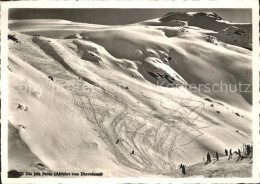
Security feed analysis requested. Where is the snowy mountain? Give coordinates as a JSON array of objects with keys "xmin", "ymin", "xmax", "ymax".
[{"xmin": 7, "ymin": 12, "xmax": 252, "ymax": 177}]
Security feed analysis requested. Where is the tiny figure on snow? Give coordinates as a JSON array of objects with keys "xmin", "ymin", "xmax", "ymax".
[
  {"xmin": 229, "ymin": 149, "xmax": 232, "ymax": 159},
  {"xmin": 181, "ymin": 165, "xmax": 186, "ymax": 175},
  {"xmin": 216, "ymin": 152, "xmax": 219, "ymax": 161},
  {"xmin": 225, "ymin": 149, "xmax": 228, "ymax": 156}
]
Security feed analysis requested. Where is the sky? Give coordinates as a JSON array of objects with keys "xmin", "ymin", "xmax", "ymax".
[{"xmin": 9, "ymin": 8, "xmax": 252, "ymax": 25}]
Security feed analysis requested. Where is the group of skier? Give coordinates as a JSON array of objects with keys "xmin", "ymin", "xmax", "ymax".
[
  {"xmin": 179, "ymin": 143, "xmax": 253, "ymax": 175},
  {"xmin": 203, "ymin": 151, "xmax": 219, "ymax": 164},
  {"xmin": 239, "ymin": 143, "xmax": 253, "ymax": 158},
  {"xmin": 225, "ymin": 149, "xmax": 233, "ymax": 159},
  {"xmin": 243, "ymin": 143, "xmax": 253, "ymax": 157},
  {"xmin": 117, "ymin": 138, "xmax": 252, "ymax": 176}
]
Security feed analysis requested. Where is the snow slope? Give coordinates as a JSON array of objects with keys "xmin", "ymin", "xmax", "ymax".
[{"xmin": 7, "ymin": 12, "xmax": 252, "ymax": 177}]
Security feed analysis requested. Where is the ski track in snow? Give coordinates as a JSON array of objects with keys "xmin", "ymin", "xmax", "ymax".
[{"xmin": 70, "ymin": 84, "xmax": 220, "ymax": 175}]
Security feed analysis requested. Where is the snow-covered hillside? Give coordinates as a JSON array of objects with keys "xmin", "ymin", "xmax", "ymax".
[{"xmin": 7, "ymin": 12, "xmax": 252, "ymax": 177}]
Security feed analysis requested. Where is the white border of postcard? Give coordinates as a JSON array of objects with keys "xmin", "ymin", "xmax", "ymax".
[{"xmin": 1, "ymin": 0, "xmax": 259, "ymax": 183}]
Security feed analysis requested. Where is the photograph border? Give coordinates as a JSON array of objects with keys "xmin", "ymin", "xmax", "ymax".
[{"xmin": 1, "ymin": 0, "xmax": 259, "ymax": 183}]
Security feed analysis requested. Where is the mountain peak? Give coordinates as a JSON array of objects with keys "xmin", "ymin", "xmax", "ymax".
[{"xmin": 159, "ymin": 12, "xmax": 224, "ymax": 22}]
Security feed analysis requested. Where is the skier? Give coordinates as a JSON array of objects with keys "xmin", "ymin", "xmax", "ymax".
[
  {"xmin": 208, "ymin": 152, "xmax": 211, "ymax": 162},
  {"xmin": 250, "ymin": 145, "xmax": 253, "ymax": 157},
  {"xmin": 246, "ymin": 145, "xmax": 250, "ymax": 156},
  {"xmin": 238, "ymin": 149, "xmax": 241, "ymax": 156},
  {"xmin": 206, "ymin": 152, "xmax": 211, "ymax": 163},
  {"xmin": 182, "ymin": 165, "xmax": 186, "ymax": 175},
  {"xmin": 229, "ymin": 149, "xmax": 232, "ymax": 159},
  {"xmin": 216, "ymin": 152, "xmax": 219, "ymax": 161},
  {"xmin": 225, "ymin": 149, "xmax": 228, "ymax": 156}
]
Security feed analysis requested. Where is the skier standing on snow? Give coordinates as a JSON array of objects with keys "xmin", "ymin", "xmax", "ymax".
[
  {"xmin": 216, "ymin": 152, "xmax": 219, "ymax": 161},
  {"xmin": 238, "ymin": 149, "xmax": 241, "ymax": 158},
  {"xmin": 229, "ymin": 149, "xmax": 232, "ymax": 159},
  {"xmin": 225, "ymin": 149, "xmax": 228, "ymax": 156},
  {"xmin": 207, "ymin": 152, "xmax": 211, "ymax": 162},
  {"xmin": 182, "ymin": 165, "xmax": 186, "ymax": 175}
]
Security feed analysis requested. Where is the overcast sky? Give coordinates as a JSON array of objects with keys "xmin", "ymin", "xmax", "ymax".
[{"xmin": 9, "ymin": 8, "xmax": 252, "ymax": 25}]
